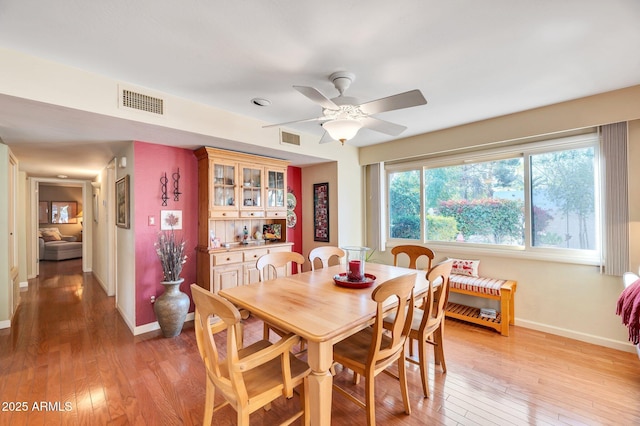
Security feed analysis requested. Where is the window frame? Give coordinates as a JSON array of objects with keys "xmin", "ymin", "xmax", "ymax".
[{"xmin": 384, "ymin": 133, "xmax": 601, "ymax": 265}]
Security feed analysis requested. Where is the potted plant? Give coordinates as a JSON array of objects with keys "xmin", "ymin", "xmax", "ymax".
[{"xmin": 153, "ymin": 214, "xmax": 189, "ymax": 337}]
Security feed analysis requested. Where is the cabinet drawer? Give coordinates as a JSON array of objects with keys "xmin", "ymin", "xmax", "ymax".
[
  {"xmin": 212, "ymin": 251, "xmax": 244, "ymax": 266},
  {"xmin": 240, "ymin": 210, "xmax": 265, "ymax": 218},
  {"xmin": 210, "ymin": 210, "xmax": 239, "ymax": 219},
  {"xmin": 267, "ymin": 209, "xmax": 287, "ymax": 219},
  {"xmin": 243, "ymin": 248, "xmax": 268, "ymax": 263}
]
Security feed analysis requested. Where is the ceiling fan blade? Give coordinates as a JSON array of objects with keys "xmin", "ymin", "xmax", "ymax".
[
  {"xmin": 318, "ymin": 129, "xmax": 333, "ymax": 144},
  {"xmin": 358, "ymin": 89, "xmax": 427, "ymax": 115},
  {"xmin": 294, "ymin": 86, "xmax": 339, "ymax": 110},
  {"xmin": 262, "ymin": 116, "xmax": 326, "ymax": 128},
  {"xmin": 361, "ymin": 116, "xmax": 407, "ymax": 136}
]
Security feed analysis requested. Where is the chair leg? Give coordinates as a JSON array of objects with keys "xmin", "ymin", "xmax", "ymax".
[
  {"xmin": 302, "ymin": 377, "xmax": 310, "ymax": 426},
  {"xmin": 238, "ymin": 406, "xmax": 250, "ymax": 426},
  {"xmin": 398, "ymin": 356, "xmax": 411, "ymax": 415},
  {"xmin": 434, "ymin": 324, "xmax": 447, "ymax": 373},
  {"xmin": 203, "ymin": 376, "xmax": 215, "ymax": 426},
  {"xmin": 353, "ymin": 371, "xmax": 361, "ymax": 385},
  {"xmin": 365, "ymin": 374, "xmax": 376, "ymax": 426},
  {"xmin": 418, "ymin": 337, "xmax": 429, "ymax": 398},
  {"xmin": 263, "ymin": 323, "xmax": 270, "ymax": 341}
]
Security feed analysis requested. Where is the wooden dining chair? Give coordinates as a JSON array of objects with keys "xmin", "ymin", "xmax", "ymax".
[
  {"xmin": 256, "ymin": 251, "xmax": 305, "ymax": 282},
  {"xmin": 308, "ymin": 246, "xmax": 345, "ymax": 271},
  {"xmin": 391, "ymin": 244, "xmax": 435, "ymax": 270},
  {"xmin": 384, "ymin": 259, "xmax": 453, "ymax": 398},
  {"xmin": 256, "ymin": 252, "xmax": 306, "ymax": 343},
  {"xmin": 190, "ymin": 285, "xmax": 310, "ymax": 426},
  {"xmin": 332, "ymin": 273, "xmax": 416, "ymax": 426}
]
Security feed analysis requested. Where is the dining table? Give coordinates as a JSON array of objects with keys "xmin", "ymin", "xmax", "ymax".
[{"xmin": 219, "ymin": 262, "xmax": 431, "ymax": 426}]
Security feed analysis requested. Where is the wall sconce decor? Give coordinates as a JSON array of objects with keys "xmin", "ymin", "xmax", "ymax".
[
  {"xmin": 160, "ymin": 172, "xmax": 169, "ymax": 206},
  {"xmin": 173, "ymin": 168, "xmax": 182, "ymax": 201}
]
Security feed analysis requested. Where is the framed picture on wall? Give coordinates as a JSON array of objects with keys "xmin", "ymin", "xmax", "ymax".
[
  {"xmin": 160, "ymin": 210, "xmax": 182, "ymax": 230},
  {"xmin": 51, "ymin": 201, "xmax": 78, "ymax": 224},
  {"xmin": 116, "ymin": 175, "xmax": 130, "ymax": 229},
  {"xmin": 313, "ymin": 182, "xmax": 329, "ymax": 242}
]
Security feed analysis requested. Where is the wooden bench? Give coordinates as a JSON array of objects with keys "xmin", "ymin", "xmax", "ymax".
[{"xmin": 445, "ymin": 274, "xmax": 517, "ymax": 336}]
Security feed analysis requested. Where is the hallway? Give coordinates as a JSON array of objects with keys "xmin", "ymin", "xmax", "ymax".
[{"xmin": 0, "ymin": 259, "xmax": 209, "ymax": 425}]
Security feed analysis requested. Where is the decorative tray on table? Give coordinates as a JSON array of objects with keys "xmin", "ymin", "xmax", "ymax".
[{"xmin": 333, "ymin": 273, "xmax": 377, "ymax": 289}]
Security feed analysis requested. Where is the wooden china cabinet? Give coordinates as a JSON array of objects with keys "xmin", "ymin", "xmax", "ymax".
[{"xmin": 195, "ymin": 147, "xmax": 291, "ymax": 293}]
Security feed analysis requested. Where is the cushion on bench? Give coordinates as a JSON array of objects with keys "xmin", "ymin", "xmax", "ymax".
[{"xmin": 449, "ymin": 274, "xmax": 507, "ymax": 297}]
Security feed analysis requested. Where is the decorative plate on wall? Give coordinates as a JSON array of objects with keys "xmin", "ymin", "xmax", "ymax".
[
  {"xmin": 287, "ymin": 192, "xmax": 297, "ymax": 210},
  {"xmin": 286, "ymin": 210, "xmax": 297, "ymax": 228}
]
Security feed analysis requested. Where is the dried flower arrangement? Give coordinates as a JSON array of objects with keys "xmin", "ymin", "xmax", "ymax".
[{"xmin": 155, "ymin": 212, "xmax": 187, "ymax": 282}]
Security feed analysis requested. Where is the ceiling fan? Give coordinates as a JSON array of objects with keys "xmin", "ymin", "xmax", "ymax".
[{"xmin": 264, "ymin": 71, "xmax": 427, "ymax": 145}]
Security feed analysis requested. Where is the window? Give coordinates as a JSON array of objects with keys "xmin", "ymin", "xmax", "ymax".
[
  {"xmin": 386, "ymin": 134, "xmax": 600, "ymax": 260},
  {"xmin": 388, "ymin": 170, "xmax": 421, "ymax": 239},
  {"xmin": 425, "ymin": 158, "xmax": 524, "ymax": 245},
  {"xmin": 530, "ymin": 146, "xmax": 596, "ymax": 250}
]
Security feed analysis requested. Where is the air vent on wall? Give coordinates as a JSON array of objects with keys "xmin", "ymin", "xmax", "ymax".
[
  {"xmin": 280, "ymin": 130, "xmax": 300, "ymax": 146},
  {"xmin": 120, "ymin": 88, "xmax": 164, "ymax": 115}
]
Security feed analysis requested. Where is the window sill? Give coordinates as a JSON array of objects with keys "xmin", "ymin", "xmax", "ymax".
[{"xmin": 385, "ymin": 240, "xmax": 601, "ymax": 267}]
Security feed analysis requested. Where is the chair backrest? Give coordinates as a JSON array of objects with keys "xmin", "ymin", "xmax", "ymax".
[
  {"xmin": 419, "ymin": 259, "xmax": 453, "ymax": 332},
  {"xmin": 308, "ymin": 246, "xmax": 345, "ymax": 271},
  {"xmin": 391, "ymin": 245, "xmax": 435, "ymax": 270},
  {"xmin": 256, "ymin": 251, "xmax": 305, "ymax": 281},
  {"xmin": 369, "ymin": 273, "xmax": 415, "ymax": 366},
  {"xmin": 191, "ymin": 284, "xmax": 244, "ymax": 401}
]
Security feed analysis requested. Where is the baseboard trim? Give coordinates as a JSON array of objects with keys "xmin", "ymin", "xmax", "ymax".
[
  {"xmin": 19, "ymin": 281, "xmax": 28, "ymax": 289},
  {"xmin": 516, "ymin": 318, "xmax": 637, "ymax": 353},
  {"xmin": 133, "ymin": 312, "xmax": 195, "ymax": 336},
  {"xmin": 0, "ymin": 319, "xmax": 11, "ymax": 329}
]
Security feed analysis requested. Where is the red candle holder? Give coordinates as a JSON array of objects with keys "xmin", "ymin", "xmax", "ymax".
[
  {"xmin": 343, "ymin": 246, "xmax": 370, "ymax": 282},
  {"xmin": 348, "ymin": 260, "xmax": 362, "ymax": 281}
]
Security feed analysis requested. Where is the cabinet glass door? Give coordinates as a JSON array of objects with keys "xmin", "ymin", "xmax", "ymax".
[
  {"xmin": 241, "ymin": 166, "xmax": 262, "ymax": 208},
  {"xmin": 267, "ymin": 169, "xmax": 285, "ymax": 208},
  {"xmin": 213, "ymin": 163, "xmax": 236, "ymax": 207}
]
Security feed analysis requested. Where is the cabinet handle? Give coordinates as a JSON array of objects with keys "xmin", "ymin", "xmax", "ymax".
[
  {"xmin": 222, "ymin": 213, "xmax": 226, "ymax": 216},
  {"xmin": 226, "ymin": 257, "xmax": 231, "ymax": 261}
]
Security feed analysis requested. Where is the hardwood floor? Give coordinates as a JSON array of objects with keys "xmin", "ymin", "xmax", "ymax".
[{"xmin": 1, "ymin": 259, "xmax": 639, "ymax": 425}]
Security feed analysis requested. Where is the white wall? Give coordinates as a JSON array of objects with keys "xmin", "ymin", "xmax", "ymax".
[
  {"xmin": 0, "ymin": 144, "xmax": 10, "ymax": 326},
  {"xmin": 115, "ymin": 144, "xmax": 136, "ymax": 331}
]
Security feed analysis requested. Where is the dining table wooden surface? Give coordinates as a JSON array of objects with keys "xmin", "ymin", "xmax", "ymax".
[{"xmin": 219, "ymin": 262, "xmax": 430, "ymax": 426}]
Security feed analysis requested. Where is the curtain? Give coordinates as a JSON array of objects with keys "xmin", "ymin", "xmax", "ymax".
[{"xmin": 601, "ymin": 122, "xmax": 629, "ymax": 276}]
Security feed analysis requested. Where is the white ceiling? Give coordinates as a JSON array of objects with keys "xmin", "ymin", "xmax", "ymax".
[{"xmin": 1, "ymin": 1, "xmax": 639, "ymax": 179}]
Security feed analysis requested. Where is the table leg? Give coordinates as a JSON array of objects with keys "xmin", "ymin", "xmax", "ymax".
[{"xmin": 306, "ymin": 340, "xmax": 334, "ymax": 426}]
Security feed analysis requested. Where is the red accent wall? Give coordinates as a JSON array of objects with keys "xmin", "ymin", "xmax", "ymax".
[
  {"xmin": 287, "ymin": 166, "xmax": 302, "ymax": 255},
  {"xmin": 134, "ymin": 141, "xmax": 198, "ymax": 326}
]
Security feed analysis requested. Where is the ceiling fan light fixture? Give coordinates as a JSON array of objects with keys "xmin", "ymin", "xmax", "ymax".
[{"xmin": 322, "ymin": 119, "xmax": 363, "ymax": 145}]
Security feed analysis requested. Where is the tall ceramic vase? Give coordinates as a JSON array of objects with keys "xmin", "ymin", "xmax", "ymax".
[{"xmin": 154, "ymin": 278, "xmax": 189, "ymax": 338}]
